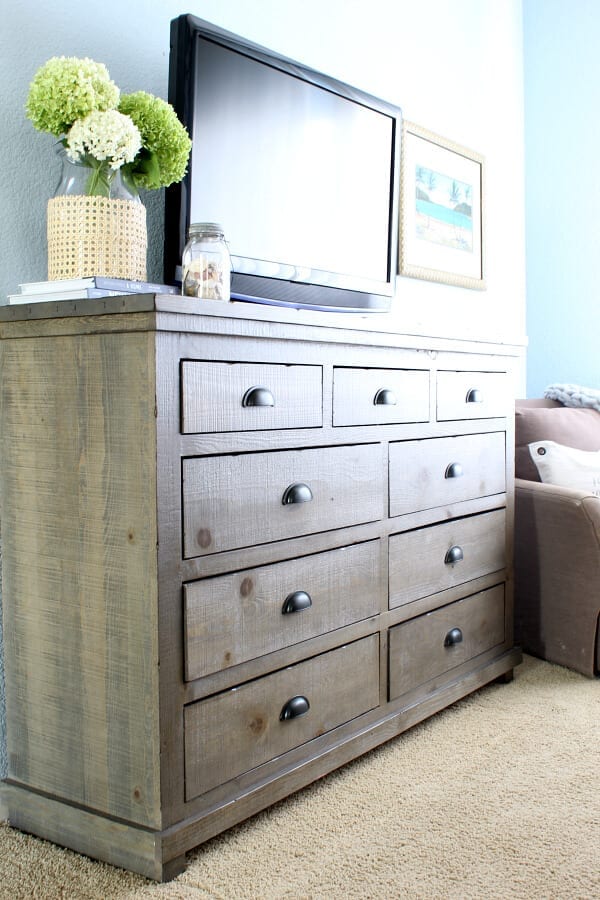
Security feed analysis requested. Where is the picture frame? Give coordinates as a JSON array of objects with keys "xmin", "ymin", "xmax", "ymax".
[{"xmin": 399, "ymin": 121, "xmax": 486, "ymax": 290}]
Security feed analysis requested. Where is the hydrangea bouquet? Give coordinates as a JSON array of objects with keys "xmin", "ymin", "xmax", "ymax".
[{"xmin": 26, "ymin": 56, "xmax": 191, "ymax": 196}]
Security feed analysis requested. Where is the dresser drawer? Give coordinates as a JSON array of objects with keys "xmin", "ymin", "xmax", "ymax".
[
  {"xmin": 184, "ymin": 540, "xmax": 382, "ymax": 680},
  {"xmin": 389, "ymin": 432, "xmax": 505, "ymax": 517},
  {"xmin": 388, "ymin": 585, "xmax": 505, "ymax": 701},
  {"xmin": 332, "ymin": 367, "xmax": 430, "ymax": 426},
  {"xmin": 183, "ymin": 443, "xmax": 385, "ymax": 557},
  {"xmin": 181, "ymin": 361, "xmax": 323, "ymax": 433},
  {"xmin": 184, "ymin": 634, "xmax": 380, "ymax": 800},
  {"xmin": 436, "ymin": 370, "xmax": 509, "ymax": 421},
  {"xmin": 388, "ymin": 509, "xmax": 505, "ymax": 609}
]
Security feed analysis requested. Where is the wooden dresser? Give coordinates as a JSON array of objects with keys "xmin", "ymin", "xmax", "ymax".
[{"xmin": 0, "ymin": 296, "xmax": 522, "ymax": 880}]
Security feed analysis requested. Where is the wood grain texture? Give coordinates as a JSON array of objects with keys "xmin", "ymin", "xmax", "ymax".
[
  {"xmin": 184, "ymin": 634, "xmax": 380, "ymax": 800},
  {"xmin": 182, "ymin": 443, "xmax": 385, "ymax": 557},
  {"xmin": 0, "ymin": 331, "xmax": 161, "ymax": 827},
  {"xmin": 162, "ymin": 647, "xmax": 522, "ymax": 865},
  {"xmin": 0, "ymin": 647, "xmax": 521, "ymax": 878},
  {"xmin": 388, "ymin": 508, "xmax": 506, "ymax": 608},
  {"xmin": 0, "ymin": 781, "xmax": 164, "ymax": 880},
  {"xmin": 184, "ymin": 540, "xmax": 382, "ymax": 680},
  {"xmin": 181, "ymin": 360, "xmax": 323, "ymax": 433},
  {"xmin": 388, "ymin": 584, "xmax": 506, "ymax": 700},
  {"xmin": 389, "ymin": 431, "xmax": 506, "ymax": 517},
  {"xmin": 0, "ymin": 300, "xmax": 522, "ymax": 880},
  {"xmin": 436, "ymin": 370, "xmax": 509, "ymax": 421},
  {"xmin": 332, "ymin": 367, "xmax": 430, "ymax": 426}
]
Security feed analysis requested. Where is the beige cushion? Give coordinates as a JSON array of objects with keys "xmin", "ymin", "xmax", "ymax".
[
  {"xmin": 529, "ymin": 440, "xmax": 600, "ymax": 495},
  {"xmin": 515, "ymin": 405, "xmax": 600, "ymax": 481}
]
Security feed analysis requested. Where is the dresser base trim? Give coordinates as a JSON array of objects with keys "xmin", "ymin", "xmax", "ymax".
[
  {"xmin": 0, "ymin": 781, "xmax": 172, "ymax": 881},
  {"xmin": 1, "ymin": 649, "xmax": 520, "ymax": 881}
]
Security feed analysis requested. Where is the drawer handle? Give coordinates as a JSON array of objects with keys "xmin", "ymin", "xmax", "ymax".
[
  {"xmin": 444, "ymin": 545, "xmax": 464, "ymax": 565},
  {"xmin": 280, "ymin": 695, "xmax": 310, "ymax": 721},
  {"xmin": 466, "ymin": 388, "xmax": 483, "ymax": 404},
  {"xmin": 444, "ymin": 627, "xmax": 464, "ymax": 647},
  {"xmin": 282, "ymin": 590, "xmax": 313, "ymax": 615},
  {"xmin": 373, "ymin": 388, "xmax": 397, "ymax": 406},
  {"xmin": 282, "ymin": 482, "xmax": 313, "ymax": 505},
  {"xmin": 242, "ymin": 386, "xmax": 275, "ymax": 408},
  {"xmin": 445, "ymin": 462, "xmax": 464, "ymax": 479}
]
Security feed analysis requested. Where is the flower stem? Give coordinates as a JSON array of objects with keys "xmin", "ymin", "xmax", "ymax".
[{"xmin": 85, "ymin": 157, "xmax": 112, "ymax": 197}]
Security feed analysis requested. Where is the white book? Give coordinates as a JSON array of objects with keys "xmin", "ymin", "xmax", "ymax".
[
  {"xmin": 4, "ymin": 289, "xmax": 129, "ymax": 305},
  {"xmin": 18, "ymin": 277, "xmax": 179, "ymax": 295}
]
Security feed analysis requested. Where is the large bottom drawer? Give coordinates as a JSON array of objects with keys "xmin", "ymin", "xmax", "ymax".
[
  {"xmin": 388, "ymin": 585, "xmax": 505, "ymax": 701},
  {"xmin": 184, "ymin": 634, "xmax": 380, "ymax": 800}
]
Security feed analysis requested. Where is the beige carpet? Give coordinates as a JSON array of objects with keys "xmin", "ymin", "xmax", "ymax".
[{"xmin": 1, "ymin": 655, "xmax": 598, "ymax": 899}]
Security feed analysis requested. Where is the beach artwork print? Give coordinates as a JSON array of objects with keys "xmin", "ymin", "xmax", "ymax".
[
  {"xmin": 415, "ymin": 166, "xmax": 473, "ymax": 253},
  {"xmin": 400, "ymin": 122, "xmax": 485, "ymax": 289}
]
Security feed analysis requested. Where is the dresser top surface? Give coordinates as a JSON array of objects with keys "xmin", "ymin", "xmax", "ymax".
[{"xmin": 0, "ymin": 293, "xmax": 524, "ymax": 357}]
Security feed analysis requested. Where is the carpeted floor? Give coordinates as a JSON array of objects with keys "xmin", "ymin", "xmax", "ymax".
[{"xmin": 0, "ymin": 654, "xmax": 598, "ymax": 899}]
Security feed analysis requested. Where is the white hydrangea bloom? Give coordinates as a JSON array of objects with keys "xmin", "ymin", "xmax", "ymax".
[{"xmin": 67, "ymin": 109, "xmax": 142, "ymax": 169}]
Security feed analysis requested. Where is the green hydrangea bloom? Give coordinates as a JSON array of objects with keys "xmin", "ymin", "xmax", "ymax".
[
  {"xmin": 26, "ymin": 56, "xmax": 119, "ymax": 137},
  {"xmin": 119, "ymin": 91, "xmax": 192, "ymax": 190}
]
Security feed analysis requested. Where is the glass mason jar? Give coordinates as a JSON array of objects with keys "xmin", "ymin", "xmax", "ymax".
[{"xmin": 182, "ymin": 222, "xmax": 231, "ymax": 301}]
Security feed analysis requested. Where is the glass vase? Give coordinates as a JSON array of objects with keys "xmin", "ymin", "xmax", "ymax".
[
  {"xmin": 54, "ymin": 148, "xmax": 140, "ymax": 201},
  {"xmin": 47, "ymin": 148, "xmax": 147, "ymax": 281}
]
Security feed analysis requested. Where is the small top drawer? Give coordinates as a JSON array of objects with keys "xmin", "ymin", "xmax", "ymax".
[
  {"xmin": 333, "ymin": 367, "xmax": 430, "ymax": 426},
  {"xmin": 181, "ymin": 361, "xmax": 323, "ymax": 433},
  {"xmin": 436, "ymin": 371, "xmax": 508, "ymax": 421}
]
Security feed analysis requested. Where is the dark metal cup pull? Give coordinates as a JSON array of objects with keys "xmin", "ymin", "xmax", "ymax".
[
  {"xmin": 445, "ymin": 462, "xmax": 464, "ymax": 479},
  {"xmin": 444, "ymin": 545, "xmax": 464, "ymax": 565},
  {"xmin": 444, "ymin": 627, "xmax": 463, "ymax": 647},
  {"xmin": 280, "ymin": 695, "xmax": 310, "ymax": 721},
  {"xmin": 282, "ymin": 482, "xmax": 313, "ymax": 505},
  {"xmin": 282, "ymin": 590, "xmax": 312, "ymax": 615},
  {"xmin": 242, "ymin": 386, "xmax": 275, "ymax": 408},
  {"xmin": 374, "ymin": 388, "xmax": 397, "ymax": 406},
  {"xmin": 466, "ymin": 388, "xmax": 483, "ymax": 404}
]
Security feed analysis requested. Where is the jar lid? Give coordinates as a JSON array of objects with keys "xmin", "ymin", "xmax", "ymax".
[{"xmin": 189, "ymin": 222, "xmax": 225, "ymax": 236}]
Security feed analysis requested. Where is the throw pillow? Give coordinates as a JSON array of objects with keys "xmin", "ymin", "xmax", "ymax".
[
  {"xmin": 515, "ymin": 406, "xmax": 600, "ymax": 481},
  {"xmin": 529, "ymin": 440, "xmax": 600, "ymax": 496}
]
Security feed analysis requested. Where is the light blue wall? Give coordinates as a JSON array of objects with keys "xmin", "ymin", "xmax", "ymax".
[
  {"xmin": 523, "ymin": 0, "xmax": 600, "ymax": 397},
  {"xmin": 0, "ymin": 0, "xmax": 526, "ymax": 783}
]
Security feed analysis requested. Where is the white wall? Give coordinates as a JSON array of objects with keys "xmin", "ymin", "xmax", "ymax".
[
  {"xmin": 523, "ymin": 0, "xmax": 600, "ymax": 396},
  {"xmin": 0, "ymin": 0, "xmax": 526, "ymax": 343},
  {"xmin": 0, "ymin": 0, "xmax": 526, "ymax": 777}
]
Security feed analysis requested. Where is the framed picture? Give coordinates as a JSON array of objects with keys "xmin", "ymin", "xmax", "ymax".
[{"xmin": 399, "ymin": 121, "xmax": 485, "ymax": 290}]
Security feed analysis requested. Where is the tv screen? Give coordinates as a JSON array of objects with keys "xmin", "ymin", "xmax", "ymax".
[{"xmin": 166, "ymin": 16, "xmax": 402, "ymax": 312}]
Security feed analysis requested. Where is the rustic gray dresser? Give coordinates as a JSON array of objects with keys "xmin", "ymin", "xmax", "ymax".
[{"xmin": 0, "ymin": 296, "xmax": 522, "ymax": 879}]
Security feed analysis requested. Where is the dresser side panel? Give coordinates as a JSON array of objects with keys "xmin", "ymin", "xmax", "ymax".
[{"xmin": 0, "ymin": 331, "xmax": 161, "ymax": 827}]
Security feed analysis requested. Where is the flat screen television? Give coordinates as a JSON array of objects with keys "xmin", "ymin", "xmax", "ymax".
[{"xmin": 165, "ymin": 15, "xmax": 402, "ymax": 312}]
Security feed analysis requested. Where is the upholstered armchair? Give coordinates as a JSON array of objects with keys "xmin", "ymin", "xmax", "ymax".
[{"xmin": 514, "ymin": 399, "xmax": 600, "ymax": 677}]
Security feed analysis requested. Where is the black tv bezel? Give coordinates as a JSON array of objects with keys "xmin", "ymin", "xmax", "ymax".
[{"xmin": 165, "ymin": 14, "xmax": 402, "ymax": 312}]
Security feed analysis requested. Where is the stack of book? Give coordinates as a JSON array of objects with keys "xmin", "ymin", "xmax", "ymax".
[{"xmin": 5, "ymin": 277, "xmax": 180, "ymax": 305}]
